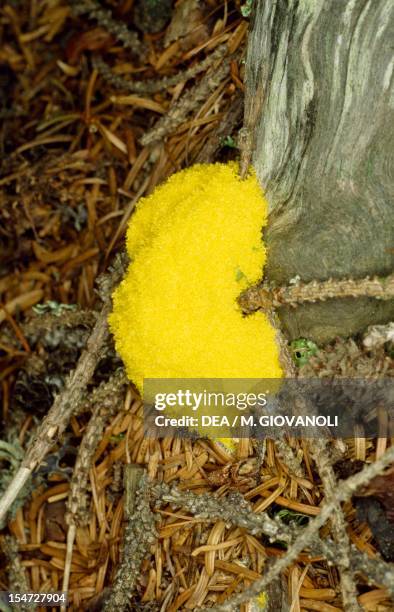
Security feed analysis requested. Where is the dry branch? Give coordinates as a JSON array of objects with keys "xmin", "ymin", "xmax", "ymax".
[
  {"xmin": 274, "ymin": 437, "xmax": 305, "ymax": 479},
  {"xmin": 152, "ymin": 478, "xmax": 394, "ymax": 600},
  {"xmin": 140, "ymin": 55, "xmax": 232, "ymax": 146},
  {"xmin": 239, "ymin": 274, "xmax": 394, "ymax": 314},
  {"xmin": 152, "ymin": 482, "xmax": 292, "ymax": 543},
  {"xmin": 0, "ymin": 258, "xmax": 125, "ymax": 527},
  {"xmin": 103, "ymin": 467, "xmax": 157, "ymax": 611},
  {"xmin": 310, "ymin": 439, "xmax": 361, "ymax": 611},
  {"xmin": 66, "ymin": 370, "xmax": 127, "ymax": 524},
  {"xmin": 61, "ymin": 369, "xmax": 128, "ymax": 605},
  {"xmin": 203, "ymin": 444, "xmax": 394, "ymax": 611},
  {"xmin": 1, "ymin": 535, "xmax": 34, "ymax": 612},
  {"xmin": 69, "ymin": 0, "xmax": 142, "ymax": 52},
  {"xmin": 349, "ymin": 545, "xmax": 394, "ymax": 599},
  {"xmin": 93, "ymin": 44, "xmax": 228, "ymax": 95}
]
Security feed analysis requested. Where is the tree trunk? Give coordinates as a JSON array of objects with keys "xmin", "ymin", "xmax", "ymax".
[{"xmin": 246, "ymin": 0, "xmax": 394, "ymax": 343}]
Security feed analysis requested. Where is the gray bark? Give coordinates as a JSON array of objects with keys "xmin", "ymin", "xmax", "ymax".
[{"xmin": 246, "ymin": 0, "xmax": 394, "ymax": 343}]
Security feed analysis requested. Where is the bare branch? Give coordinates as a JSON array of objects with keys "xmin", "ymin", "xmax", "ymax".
[
  {"xmin": 0, "ymin": 258, "xmax": 126, "ymax": 527},
  {"xmin": 93, "ymin": 44, "xmax": 228, "ymax": 95},
  {"xmin": 310, "ymin": 439, "xmax": 361, "ymax": 611},
  {"xmin": 140, "ymin": 55, "xmax": 231, "ymax": 146},
  {"xmin": 203, "ymin": 444, "xmax": 394, "ymax": 611},
  {"xmin": 239, "ymin": 275, "xmax": 394, "ymax": 314},
  {"xmin": 103, "ymin": 468, "xmax": 157, "ymax": 611}
]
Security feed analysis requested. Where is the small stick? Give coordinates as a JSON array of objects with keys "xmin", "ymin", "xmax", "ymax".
[
  {"xmin": 0, "ymin": 255, "xmax": 126, "ymax": 527},
  {"xmin": 0, "ymin": 303, "xmax": 110, "ymax": 526},
  {"xmin": 152, "ymin": 480, "xmax": 394, "ymax": 598},
  {"xmin": 69, "ymin": 0, "xmax": 142, "ymax": 52},
  {"xmin": 61, "ymin": 524, "xmax": 76, "ymax": 612},
  {"xmin": 203, "ymin": 444, "xmax": 394, "ymax": 611},
  {"xmin": 124, "ymin": 463, "xmax": 144, "ymax": 518},
  {"xmin": 61, "ymin": 371, "xmax": 128, "ymax": 611},
  {"xmin": 1, "ymin": 535, "xmax": 35, "ymax": 612},
  {"xmin": 93, "ymin": 44, "xmax": 228, "ymax": 95},
  {"xmin": 103, "ymin": 468, "xmax": 157, "ymax": 611},
  {"xmin": 140, "ymin": 56, "xmax": 232, "ymax": 146},
  {"xmin": 239, "ymin": 274, "xmax": 394, "ymax": 313},
  {"xmin": 152, "ymin": 483, "xmax": 292, "ymax": 543},
  {"xmin": 310, "ymin": 439, "xmax": 361, "ymax": 611}
]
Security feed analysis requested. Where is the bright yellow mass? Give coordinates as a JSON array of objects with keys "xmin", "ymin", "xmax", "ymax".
[{"xmin": 109, "ymin": 163, "xmax": 283, "ymax": 391}]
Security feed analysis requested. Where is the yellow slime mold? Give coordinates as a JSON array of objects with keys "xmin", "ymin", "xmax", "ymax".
[{"xmin": 109, "ymin": 162, "xmax": 282, "ymax": 393}]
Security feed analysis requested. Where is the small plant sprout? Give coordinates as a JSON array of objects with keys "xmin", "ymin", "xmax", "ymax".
[
  {"xmin": 290, "ymin": 338, "xmax": 319, "ymax": 367},
  {"xmin": 220, "ymin": 134, "xmax": 238, "ymax": 149},
  {"xmin": 241, "ymin": 0, "xmax": 253, "ymax": 18}
]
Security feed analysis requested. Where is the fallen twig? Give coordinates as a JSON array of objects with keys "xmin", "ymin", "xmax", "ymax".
[
  {"xmin": 140, "ymin": 55, "xmax": 232, "ymax": 146},
  {"xmin": 103, "ymin": 467, "xmax": 157, "ymax": 610},
  {"xmin": 1, "ymin": 535, "xmax": 34, "ymax": 612},
  {"xmin": 239, "ymin": 274, "xmax": 394, "ymax": 313},
  {"xmin": 152, "ymin": 478, "xmax": 394, "ymax": 599},
  {"xmin": 0, "ymin": 304, "xmax": 110, "ymax": 526},
  {"xmin": 275, "ymin": 437, "xmax": 305, "ymax": 479},
  {"xmin": 152, "ymin": 483, "xmax": 292, "ymax": 542},
  {"xmin": 61, "ymin": 369, "xmax": 129, "ymax": 609},
  {"xmin": 202, "ymin": 444, "xmax": 394, "ymax": 611},
  {"xmin": 349, "ymin": 545, "xmax": 394, "ymax": 599},
  {"xmin": 93, "ymin": 44, "xmax": 228, "ymax": 95},
  {"xmin": 69, "ymin": 0, "xmax": 142, "ymax": 52},
  {"xmin": 0, "ymin": 259, "xmax": 125, "ymax": 527},
  {"xmin": 310, "ymin": 439, "xmax": 361, "ymax": 611}
]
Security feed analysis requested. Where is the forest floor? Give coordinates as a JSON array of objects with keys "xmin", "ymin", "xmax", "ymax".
[{"xmin": 0, "ymin": 1, "xmax": 393, "ymax": 611}]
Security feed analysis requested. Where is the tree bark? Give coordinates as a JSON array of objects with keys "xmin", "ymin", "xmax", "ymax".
[{"xmin": 246, "ymin": 0, "xmax": 394, "ymax": 343}]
